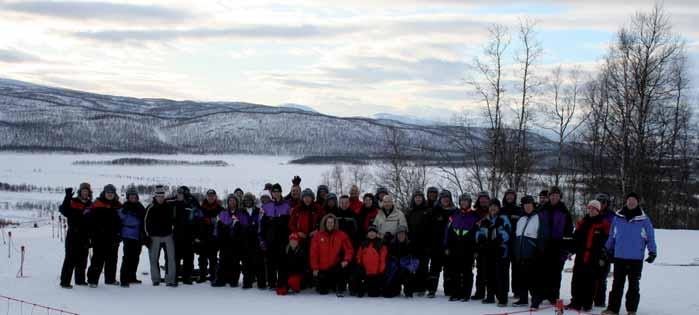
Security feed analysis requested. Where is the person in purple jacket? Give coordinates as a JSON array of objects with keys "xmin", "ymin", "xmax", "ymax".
[
  {"xmin": 535, "ymin": 186, "xmax": 574, "ymax": 308},
  {"xmin": 443, "ymin": 194, "xmax": 481, "ymax": 302},
  {"xmin": 602, "ymin": 192, "xmax": 657, "ymax": 315},
  {"xmin": 117, "ymin": 187, "xmax": 146, "ymax": 287},
  {"xmin": 261, "ymin": 183, "xmax": 291, "ymax": 290},
  {"xmin": 235, "ymin": 192, "xmax": 266, "ymax": 289}
]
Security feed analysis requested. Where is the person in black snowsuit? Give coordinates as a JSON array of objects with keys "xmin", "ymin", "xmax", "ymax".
[
  {"xmin": 501, "ymin": 189, "xmax": 522, "ymax": 299},
  {"xmin": 406, "ymin": 189, "xmax": 432, "ymax": 296},
  {"xmin": 212, "ymin": 194, "xmax": 241, "ymax": 287},
  {"xmin": 170, "ymin": 186, "xmax": 199, "ymax": 285},
  {"xmin": 534, "ymin": 186, "xmax": 574, "ymax": 308},
  {"xmin": 117, "ymin": 187, "xmax": 146, "ymax": 287},
  {"xmin": 427, "ymin": 189, "xmax": 457, "ymax": 298},
  {"xmin": 59, "ymin": 183, "xmax": 92, "ymax": 288},
  {"xmin": 196, "ymin": 190, "xmax": 224, "ymax": 283},
  {"xmin": 472, "ymin": 191, "xmax": 491, "ymax": 300},
  {"xmin": 332, "ymin": 195, "xmax": 360, "ymax": 246},
  {"xmin": 86, "ymin": 184, "xmax": 122, "ymax": 287},
  {"xmin": 260, "ymin": 183, "xmax": 291, "ymax": 290},
  {"xmin": 384, "ymin": 226, "xmax": 417, "ymax": 298},
  {"xmin": 476, "ymin": 199, "xmax": 512, "ymax": 306},
  {"xmin": 234, "ymin": 193, "xmax": 266, "ymax": 289}
]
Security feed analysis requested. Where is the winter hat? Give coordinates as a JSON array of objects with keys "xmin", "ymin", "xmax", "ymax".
[
  {"xmin": 490, "ymin": 198, "xmax": 501, "ymax": 208},
  {"xmin": 587, "ymin": 200, "xmax": 601, "ymax": 211},
  {"xmin": 413, "ymin": 189, "xmax": 425, "ymax": 198},
  {"xmin": 226, "ymin": 194, "xmax": 239, "ymax": 206},
  {"xmin": 260, "ymin": 190, "xmax": 272, "ymax": 199},
  {"xmin": 439, "ymin": 189, "xmax": 452, "ymax": 199},
  {"xmin": 301, "ymin": 188, "xmax": 315, "ymax": 200},
  {"xmin": 521, "ymin": 195, "xmax": 535, "ymax": 205},
  {"xmin": 426, "ymin": 186, "xmax": 439, "ymax": 195},
  {"xmin": 125, "ymin": 186, "xmax": 138, "ymax": 198},
  {"xmin": 264, "ymin": 183, "xmax": 273, "ymax": 191},
  {"xmin": 595, "ymin": 193, "xmax": 610, "ymax": 204},
  {"xmin": 539, "ymin": 190, "xmax": 549, "ymax": 197},
  {"xmin": 477, "ymin": 191, "xmax": 490, "ymax": 199},
  {"xmin": 177, "ymin": 186, "xmax": 190, "ymax": 195},
  {"xmin": 549, "ymin": 186, "xmax": 562, "ymax": 196},
  {"xmin": 103, "ymin": 184, "xmax": 117, "ymax": 194},
  {"xmin": 243, "ymin": 192, "xmax": 256, "ymax": 203},
  {"xmin": 206, "ymin": 189, "xmax": 217, "ymax": 196},
  {"xmin": 289, "ymin": 232, "xmax": 301, "ymax": 241},
  {"xmin": 459, "ymin": 194, "xmax": 472, "ymax": 204},
  {"xmin": 396, "ymin": 225, "xmax": 408, "ymax": 234},
  {"xmin": 376, "ymin": 187, "xmax": 389, "ymax": 196},
  {"xmin": 272, "ymin": 183, "xmax": 283, "ymax": 193},
  {"xmin": 154, "ymin": 185, "xmax": 166, "ymax": 196},
  {"xmin": 367, "ymin": 224, "xmax": 379, "ymax": 233},
  {"xmin": 234, "ymin": 188, "xmax": 243, "ymax": 194},
  {"xmin": 317, "ymin": 185, "xmax": 329, "ymax": 194},
  {"xmin": 625, "ymin": 192, "xmax": 639, "ymax": 201},
  {"xmin": 78, "ymin": 182, "xmax": 92, "ymax": 193},
  {"xmin": 326, "ymin": 193, "xmax": 337, "ymax": 202}
]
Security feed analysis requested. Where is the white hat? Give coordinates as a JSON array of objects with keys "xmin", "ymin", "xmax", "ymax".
[{"xmin": 587, "ymin": 200, "xmax": 601, "ymax": 211}]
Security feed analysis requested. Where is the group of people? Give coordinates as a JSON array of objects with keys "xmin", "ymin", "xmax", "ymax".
[{"xmin": 58, "ymin": 176, "xmax": 658, "ymax": 315}]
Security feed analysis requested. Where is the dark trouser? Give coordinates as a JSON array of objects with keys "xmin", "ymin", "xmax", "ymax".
[
  {"xmin": 484, "ymin": 251, "xmax": 510, "ymax": 304},
  {"xmin": 514, "ymin": 258, "xmax": 540, "ymax": 304},
  {"xmin": 540, "ymin": 253, "xmax": 565, "ymax": 302},
  {"xmin": 384, "ymin": 268, "xmax": 415, "ymax": 298},
  {"xmin": 474, "ymin": 251, "xmax": 486, "ymax": 297},
  {"xmin": 511, "ymin": 256, "xmax": 521, "ymax": 297},
  {"xmin": 175, "ymin": 236, "xmax": 194, "ymax": 282},
  {"xmin": 428, "ymin": 251, "xmax": 447, "ymax": 295},
  {"xmin": 241, "ymin": 250, "xmax": 266, "ymax": 288},
  {"xmin": 214, "ymin": 246, "xmax": 239, "ymax": 286},
  {"xmin": 570, "ymin": 262, "xmax": 602, "ymax": 309},
  {"xmin": 316, "ymin": 265, "xmax": 349, "ymax": 294},
  {"xmin": 60, "ymin": 233, "xmax": 89, "ymax": 286},
  {"xmin": 412, "ymin": 254, "xmax": 429, "ymax": 294},
  {"xmin": 352, "ymin": 268, "xmax": 383, "ymax": 297},
  {"xmin": 265, "ymin": 240, "xmax": 285, "ymax": 288},
  {"xmin": 607, "ymin": 259, "xmax": 643, "ymax": 313},
  {"xmin": 87, "ymin": 238, "xmax": 119, "ymax": 285},
  {"xmin": 197, "ymin": 241, "xmax": 218, "ymax": 281},
  {"xmin": 119, "ymin": 239, "xmax": 142, "ymax": 284},
  {"xmin": 445, "ymin": 253, "xmax": 474, "ymax": 299},
  {"xmin": 594, "ymin": 262, "xmax": 611, "ymax": 306}
]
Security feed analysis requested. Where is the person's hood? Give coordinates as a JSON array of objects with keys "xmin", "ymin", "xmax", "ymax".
[{"xmin": 319, "ymin": 213, "xmax": 338, "ymax": 233}]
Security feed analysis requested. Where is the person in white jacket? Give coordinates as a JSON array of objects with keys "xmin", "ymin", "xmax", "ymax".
[{"xmin": 372, "ymin": 195, "xmax": 408, "ymax": 241}]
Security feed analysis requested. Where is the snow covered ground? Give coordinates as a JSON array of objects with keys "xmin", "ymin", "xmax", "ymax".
[{"xmin": 0, "ymin": 225, "xmax": 697, "ymax": 315}]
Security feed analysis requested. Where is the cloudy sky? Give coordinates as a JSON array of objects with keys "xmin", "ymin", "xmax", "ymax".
[{"xmin": 1, "ymin": 0, "xmax": 697, "ymax": 120}]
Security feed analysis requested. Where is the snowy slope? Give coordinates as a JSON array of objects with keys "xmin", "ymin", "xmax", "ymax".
[
  {"xmin": 0, "ymin": 78, "xmax": 557, "ymax": 157},
  {"xmin": 0, "ymin": 225, "xmax": 696, "ymax": 315}
]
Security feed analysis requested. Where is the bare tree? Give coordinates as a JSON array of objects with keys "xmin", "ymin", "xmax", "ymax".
[
  {"xmin": 538, "ymin": 66, "xmax": 588, "ymax": 186},
  {"xmin": 436, "ymin": 112, "xmax": 487, "ymax": 196},
  {"xmin": 509, "ymin": 18, "xmax": 543, "ymax": 193},
  {"xmin": 467, "ymin": 23, "xmax": 511, "ymax": 197}
]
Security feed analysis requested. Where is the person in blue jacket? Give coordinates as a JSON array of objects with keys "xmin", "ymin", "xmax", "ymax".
[
  {"xmin": 117, "ymin": 187, "xmax": 146, "ymax": 287},
  {"xmin": 602, "ymin": 192, "xmax": 657, "ymax": 315},
  {"xmin": 476, "ymin": 198, "xmax": 512, "ymax": 306}
]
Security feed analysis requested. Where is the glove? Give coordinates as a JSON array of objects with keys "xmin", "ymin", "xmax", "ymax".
[
  {"xmin": 292, "ymin": 176, "xmax": 302, "ymax": 186},
  {"xmin": 646, "ymin": 252, "xmax": 656, "ymax": 264},
  {"xmin": 65, "ymin": 187, "xmax": 74, "ymax": 197}
]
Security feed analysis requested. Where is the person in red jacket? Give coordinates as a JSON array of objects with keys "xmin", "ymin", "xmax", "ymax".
[
  {"xmin": 349, "ymin": 185, "xmax": 364, "ymax": 215},
  {"xmin": 289, "ymin": 189, "xmax": 325, "ymax": 241},
  {"xmin": 354, "ymin": 224, "xmax": 387, "ymax": 297},
  {"xmin": 357, "ymin": 193, "xmax": 379, "ymax": 241},
  {"xmin": 567, "ymin": 200, "xmax": 611, "ymax": 312},
  {"xmin": 310, "ymin": 214, "xmax": 354, "ymax": 297}
]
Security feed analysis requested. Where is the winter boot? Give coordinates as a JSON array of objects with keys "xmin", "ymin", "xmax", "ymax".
[
  {"xmin": 60, "ymin": 284, "xmax": 73, "ymax": 289},
  {"xmin": 512, "ymin": 300, "xmax": 529, "ymax": 307},
  {"xmin": 600, "ymin": 310, "xmax": 619, "ymax": 315},
  {"xmin": 427, "ymin": 291, "xmax": 436, "ymax": 298}
]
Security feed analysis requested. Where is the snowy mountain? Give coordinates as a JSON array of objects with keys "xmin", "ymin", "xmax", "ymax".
[
  {"xmin": 372, "ymin": 113, "xmax": 439, "ymax": 126},
  {"xmin": 279, "ymin": 103, "xmax": 318, "ymax": 113},
  {"xmin": 0, "ymin": 78, "xmax": 557, "ymax": 159}
]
